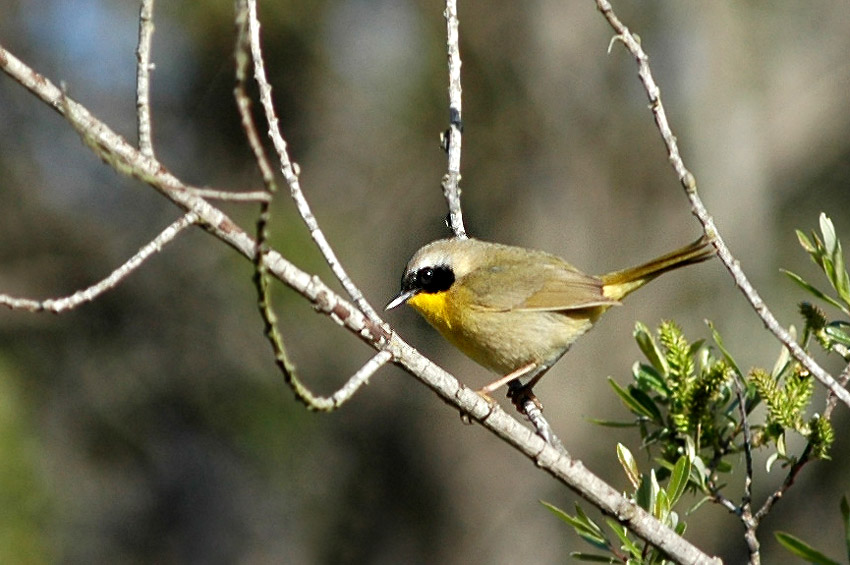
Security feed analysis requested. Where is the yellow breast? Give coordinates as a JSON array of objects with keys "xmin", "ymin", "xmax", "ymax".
[
  {"xmin": 406, "ymin": 288, "xmax": 602, "ymax": 376},
  {"xmin": 408, "ymin": 291, "xmax": 457, "ymax": 333}
]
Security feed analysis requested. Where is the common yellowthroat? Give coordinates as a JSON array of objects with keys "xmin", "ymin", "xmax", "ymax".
[{"xmin": 386, "ymin": 236, "xmax": 714, "ymax": 404}]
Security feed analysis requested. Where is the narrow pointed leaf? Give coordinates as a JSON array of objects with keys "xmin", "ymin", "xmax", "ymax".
[
  {"xmin": 569, "ymin": 552, "xmax": 618, "ymax": 563},
  {"xmin": 825, "ymin": 323, "xmax": 850, "ymax": 347},
  {"xmin": 587, "ymin": 417, "xmax": 638, "ymax": 428},
  {"xmin": 604, "ymin": 518, "xmax": 641, "ymax": 558},
  {"xmin": 667, "ymin": 455, "xmax": 691, "ymax": 507},
  {"xmin": 634, "ymin": 321, "xmax": 668, "ymax": 374},
  {"xmin": 633, "ymin": 362, "xmax": 668, "ymax": 397},
  {"xmin": 782, "ymin": 270, "xmax": 850, "ymax": 315},
  {"xmin": 706, "ymin": 320, "xmax": 742, "ymax": 375},
  {"xmin": 608, "ymin": 378, "xmax": 662, "ymax": 423},
  {"xmin": 617, "ymin": 443, "xmax": 641, "ymax": 490},
  {"xmin": 775, "ymin": 531, "xmax": 841, "ymax": 565},
  {"xmin": 796, "ymin": 229, "xmax": 816, "ymax": 253},
  {"xmin": 820, "ymin": 213, "xmax": 838, "ymax": 255}
]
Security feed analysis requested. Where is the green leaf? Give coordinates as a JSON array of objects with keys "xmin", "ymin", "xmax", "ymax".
[
  {"xmin": 608, "ymin": 378, "xmax": 663, "ymax": 423},
  {"xmin": 633, "ymin": 362, "xmax": 669, "ymax": 397},
  {"xmin": 706, "ymin": 320, "xmax": 742, "ymax": 375},
  {"xmin": 775, "ymin": 531, "xmax": 841, "ymax": 565},
  {"xmin": 636, "ymin": 470, "xmax": 660, "ymax": 514},
  {"xmin": 654, "ymin": 487, "xmax": 671, "ymax": 522},
  {"xmin": 629, "ymin": 386, "xmax": 664, "ymax": 424},
  {"xmin": 765, "ymin": 452, "xmax": 780, "ymax": 473},
  {"xmin": 541, "ymin": 501, "xmax": 607, "ymax": 548},
  {"xmin": 825, "ymin": 323, "xmax": 850, "ymax": 348},
  {"xmin": 587, "ymin": 417, "xmax": 638, "ymax": 428},
  {"xmin": 796, "ymin": 229, "xmax": 817, "ymax": 253},
  {"xmin": 820, "ymin": 213, "xmax": 838, "ymax": 255},
  {"xmin": 667, "ymin": 455, "xmax": 691, "ymax": 507},
  {"xmin": 690, "ymin": 455, "xmax": 709, "ymax": 492},
  {"xmin": 569, "ymin": 552, "xmax": 618, "ymax": 563},
  {"xmin": 782, "ymin": 270, "xmax": 850, "ymax": 316},
  {"xmin": 617, "ymin": 443, "xmax": 641, "ymax": 490},
  {"xmin": 831, "ymin": 241, "xmax": 850, "ymax": 305},
  {"xmin": 540, "ymin": 500, "xmax": 573, "ymax": 525},
  {"xmin": 634, "ymin": 321, "xmax": 668, "ymax": 375},
  {"xmin": 604, "ymin": 518, "xmax": 641, "ymax": 558}
]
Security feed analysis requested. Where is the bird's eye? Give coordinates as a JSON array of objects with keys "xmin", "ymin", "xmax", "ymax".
[
  {"xmin": 418, "ymin": 267, "xmax": 434, "ymax": 286},
  {"xmin": 415, "ymin": 265, "xmax": 454, "ymax": 293}
]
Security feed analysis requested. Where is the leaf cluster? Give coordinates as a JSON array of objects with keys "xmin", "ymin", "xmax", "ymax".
[
  {"xmin": 543, "ymin": 450, "xmax": 692, "ymax": 563},
  {"xmin": 547, "ymin": 214, "xmax": 849, "ymax": 563},
  {"xmin": 605, "ymin": 321, "xmax": 737, "ymax": 477}
]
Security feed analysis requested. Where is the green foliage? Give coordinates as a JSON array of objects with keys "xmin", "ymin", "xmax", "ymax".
[
  {"xmin": 543, "ymin": 447, "xmax": 692, "ymax": 565},
  {"xmin": 550, "ymin": 215, "xmax": 848, "ymax": 562},
  {"xmin": 784, "ymin": 214, "xmax": 850, "ymax": 362},
  {"xmin": 784, "ymin": 213, "xmax": 850, "ymax": 317},
  {"xmin": 775, "ymin": 495, "xmax": 850, "ymax": 564},
  {"xmin": 611, "ymin": 321, "xmax": 738, "ymax": 472}
]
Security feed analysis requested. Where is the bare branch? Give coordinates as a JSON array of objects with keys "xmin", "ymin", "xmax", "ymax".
[
  {"xmin": 0, "ymin": 212, "xmax": 198, "ymax": 313},
  {"xmin": 441, "ymin": 0, "xmax": 466, "ymax": 239},
  {"xmin": 734, "ymin": 377, "xmax": 761, "ymax": 565},
  {"xmin": 594, "ymin": 0, "xmax": 850, "ymax": 411},
  {"xmin": 187, "ymin": 188, "xmax": 271, "ymax": 202},
  {"xmin": 243, "ymin": 0, "xmax": 381, "ymax": 323},
  {"xmin": 135, "ymin": 0, "xmax": 156, "ymax": 157},
  {"xmin": 234, "ymin": 1, "xmax": 316, "ymax": 409}
]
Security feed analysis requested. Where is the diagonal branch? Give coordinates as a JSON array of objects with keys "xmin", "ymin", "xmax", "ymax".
[
  {"xmin": 243, "ymin": 0, "xmax": 380, "ymax": 323},
  {"xmin": 0, "ymin": 212, "xmax": 197, "ymax": 313},
  {"xmin": 594, "ymin": 0, "xmax": 850, "ymax": 410}
]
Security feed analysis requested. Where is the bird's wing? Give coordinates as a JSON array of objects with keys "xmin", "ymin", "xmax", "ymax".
[{"xmin": 461, "ymin": 261, "xmax": 619, "ymax": 312}]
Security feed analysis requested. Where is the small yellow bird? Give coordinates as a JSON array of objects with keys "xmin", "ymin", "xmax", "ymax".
[{"xmin": 386, "ymin": 236, "xmax": 714, "ymax": 405}]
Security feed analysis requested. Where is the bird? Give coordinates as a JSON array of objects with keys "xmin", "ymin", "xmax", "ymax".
[{"xmin": 386, "ymin": 235, "xmax": 714, "ymax": 408}]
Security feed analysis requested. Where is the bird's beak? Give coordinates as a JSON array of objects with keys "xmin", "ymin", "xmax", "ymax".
[{"xmin": 385, "ymin": 289, "xmax": 416, "ymax": 310}]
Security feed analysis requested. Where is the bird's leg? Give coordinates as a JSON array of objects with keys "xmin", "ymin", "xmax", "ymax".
[
  {"xmin": 506, "ymin": 368, "xmax": 547, "ymax": 412},
  {"xmin": 476, "ymin": 362, "xmax": 538, "ymax": 397},
  {"xmin": 506, "ymin": 372, "xmax": 567, "ymax": 452}
]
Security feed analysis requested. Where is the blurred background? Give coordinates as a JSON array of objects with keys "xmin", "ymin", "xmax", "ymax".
[{"xmin": 1, "ymin": 0, "xmax": 849, "ymax": 562}]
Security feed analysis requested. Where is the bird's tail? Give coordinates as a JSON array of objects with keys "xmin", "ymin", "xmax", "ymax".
[{"xmin": 600, "ymin": 236, "xmax": 715, "ymax": 301}]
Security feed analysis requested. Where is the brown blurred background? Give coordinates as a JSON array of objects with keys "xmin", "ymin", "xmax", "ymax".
[{"xmin": 1, "ymin": 0, "xmax": 849, "ymax": 562}]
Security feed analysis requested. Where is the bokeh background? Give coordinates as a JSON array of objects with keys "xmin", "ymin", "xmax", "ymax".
[{"xmin": 1, "ymin": 0, "xmax": 849, "ymax": 562}]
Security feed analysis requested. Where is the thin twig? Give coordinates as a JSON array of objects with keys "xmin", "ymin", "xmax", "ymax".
[
  {"xmin": 135, "ymin": 0, "xmax": 155, "ymax": 157},
  {"xmin": 0, "ymin": 212, "xmax": 198, "ymax": 313},
  {"xmin": 594, "ymin": 0, "xmax": 850, "ymax": 411},
  {"xmin": 187, "ymin": 187, "xmax": 271, "ymax": 202},
  {"xmin": 441, "ymin": 0, "xmax": 466, "ymax": 239},
  {"xmin": 733, "ymin": 378, "xmax": 760, "ymax": 565},
  {"xmin": 234, "ymin": 1, "xmax": 322, "ymax": 410},
  {"xmin": 244, "ymin": 0, "xmax": 381, "ymax": 323}
]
